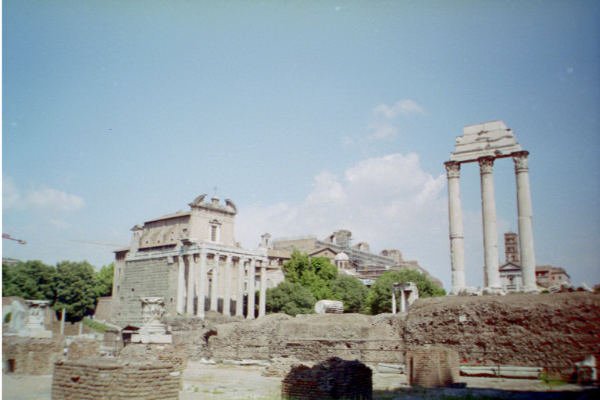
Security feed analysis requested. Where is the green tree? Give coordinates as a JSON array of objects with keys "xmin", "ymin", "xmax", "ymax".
[
  {"xmin": 266, "ymin": 281, "xmax": 316, "ymax": 316},
  {"xmin": 94, "ymin": 263, "xmax": 114, "ymax": 297},
  {"xmin": 53, "ymin": 261, "xmax": 98, "ymax": 322},
  {"xmin": 283, "ymin": 251, "xmax": 338, "ymax": 301},
  {"xmin": 329, "ymin": 274, "xmax": 369, "ymax": 313},
  {"xmin": 2, "ymin": 260, "xmax": 56, "ymax": 300},
  {"xmin": 366, "ymin": 269, "xmax": 446, "ymax": 315}
]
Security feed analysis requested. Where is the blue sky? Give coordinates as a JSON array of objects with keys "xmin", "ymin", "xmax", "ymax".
[{"xmin": 3, "ymin": 1, "xmax": 599, "ymax": 290}]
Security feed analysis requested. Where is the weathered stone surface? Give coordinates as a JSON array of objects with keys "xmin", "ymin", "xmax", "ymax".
[
  {"xmin": 2, "ymin": 336, "xmax": 64, "ymax": 374},
  {"xmin": 67, "ymin": 338, "xmax": 100, "ymax": 360},
  {"xmin": 404, "ymin": 292, "xmax": 600, "ymax": 368},
  {"xmin": 281, "ymin": 357, "xmax": 372, "ymax": 400},
  {"xmin": 208, "ymin": 313, "xmax": 405, "ymax": 364},
  {"xmin": 407, "ymin": 345, "xmax": 459, "ymax": 387}
]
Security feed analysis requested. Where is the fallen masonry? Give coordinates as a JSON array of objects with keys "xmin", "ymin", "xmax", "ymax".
[{"xmin": 281, "ymin": 357, "xmax": 373, "ymax": 400}]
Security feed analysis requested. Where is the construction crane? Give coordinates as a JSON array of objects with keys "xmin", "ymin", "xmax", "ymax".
[{"xmin": 2, "ymin": 233, "xmax": 26, "ymax": 245}]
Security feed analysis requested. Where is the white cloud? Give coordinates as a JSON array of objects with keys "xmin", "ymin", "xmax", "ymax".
[
  {"xmin": 25, "ymin": 188, "xmax": 84, "ymax": 211},
  {"xmin": 2, "ymin": 177, "xmax": 84, "ymax": 212},
  {"xmin": 373, "ymin": 99, "xmax": 425, "ymax": 119},
  {"xmin": 368, "ymin": 99, "xmax": 425, "ymax": 140},
  {"xmin": 2, "ymin": 177, "xmax": 21, "ymax": 209},
  {"xmin": 236, "ymin": 153, "xmax": 456, "ymax": 286}
]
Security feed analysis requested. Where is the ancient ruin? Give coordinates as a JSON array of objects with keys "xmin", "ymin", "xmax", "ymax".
[
  {"xmin": 406, "ymin": 346, "xmax": 459, "ymax": 388},
  {"xmin": 131, "ymin": 297, "xmax": 172, "ymax": 344},
  {"xmin": 111, "ymin": 194, "xmax": 280, "ymax": 326},
  {"xmin": 391, "ymin": 281, "xmax": 418, "ymax": 314},
  {"xmin": 445, "ymin": 121, "xmax": 537, "ymax": 294},
  {"xmin": 281, "ymin": 357, "xmax": 373, "ymax": 400}
]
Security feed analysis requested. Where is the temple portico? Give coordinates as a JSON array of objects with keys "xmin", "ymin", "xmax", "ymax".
[
  {"xmin": 111, "ymin": 194, "xmax": 281, "ymax": 327},
  {"xmin": 174, "ymin": 245, "xmax": 269, "ymax": 319},
  {"xmin": 446, "ymin": 121, "xmax": 537, "ymax": 294}
]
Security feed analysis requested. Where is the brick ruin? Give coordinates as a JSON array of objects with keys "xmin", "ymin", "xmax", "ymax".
[
  {"xmin": 2, "ymin": 336, "xmax": 63, "ymax": 374},
  {"xmin": 3, "ymin": 291, "xmax": 599, "ymax": 397},
  {"xmin": 169, "ymin": 293, "xmax": 599, "ymax": 372},
  {"xmin": 52, "ymin": 358, "xmax": 180, "ymax": 400},
  {"xmin": 281, "ymin": 357, "xmax": 372, "ymax": 400}
]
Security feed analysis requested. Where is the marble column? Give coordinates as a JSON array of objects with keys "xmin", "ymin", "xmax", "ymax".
[
  {"xmin": 176, "ymin": 255, "xmax": 185, "ymax": 314},
  {"xmin": 236, "ymin": 259, "xmax": 245, "ymax": 317},
  {"xmin": 400, "ymin": 290, "xmax": 406, "ymax": 313},
  {"xmin": 258, "ymin": 260, "xmax": 267, "ymax": 318},
  {"xmin": 391, "ymin": 289, "xmax": 397, "ymax": 314},
  {"xmin": 210, "ymin": 254, "xmax": 220, "ymax": 312},
  {"xmin": 246, "ymin": 258, "xmax": 256, "ymax": 319},
  {"xmin": 445, "ymin": 161, "xmax": 466, "ymax": 294},
  {"xmin": 197, "ymin": 251, "xmax": 207, "ymax": 319},
  {"xmin": 186, "ymin": 254, "xmax": 196, "ymax": 314},
  {"xmin": 513, "ymin": 151, "xmax": 537, "ymax": 292},
  {"xmin": 223, "ymin": 255, "xmax": 233, "ymax": 316},
  {"xmin": 479, "ymin": 156, "xmax": 501, "ymax": 291}
]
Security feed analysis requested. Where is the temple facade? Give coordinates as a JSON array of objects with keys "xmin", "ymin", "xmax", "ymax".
[{"xmin": 110, "ymin": 194, "xmax": 283, "ymax": 327}]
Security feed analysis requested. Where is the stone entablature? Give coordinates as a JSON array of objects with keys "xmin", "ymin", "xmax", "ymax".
[{"xmin": 450, "ymin": 120, "xmax": 522, "ymax": 163}]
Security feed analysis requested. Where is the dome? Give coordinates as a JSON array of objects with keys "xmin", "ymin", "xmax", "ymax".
[{"xmin": 334, "ymin": 252, "xmax": 349, "ymax": 262}]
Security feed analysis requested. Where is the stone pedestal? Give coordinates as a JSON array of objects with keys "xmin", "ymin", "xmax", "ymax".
[
  {"xmin": 21, "ymin": 300, "xmax": 52, "ymax": 338},
  {"xmin": 131, "ymin": 297, "xmax": 172, "ymax": 344}
]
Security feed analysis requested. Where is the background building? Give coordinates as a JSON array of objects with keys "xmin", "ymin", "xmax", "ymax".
[
  {"xmin": 264, "ymin": 229, "xmax": 443, "ymax": 287},
  {"xmin": 499, "ymin": 232, "xmax": 571, "ymax": 292}
]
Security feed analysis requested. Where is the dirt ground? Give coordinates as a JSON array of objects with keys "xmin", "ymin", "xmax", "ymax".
[{"xmin": 3, "ymin": 361, "xmax": 597, "ymax": 400}]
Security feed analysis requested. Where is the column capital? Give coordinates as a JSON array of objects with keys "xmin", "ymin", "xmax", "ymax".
[
  {"xmin": 478, "ymin": 156, "xmax": 495, "ymax": 175},
  {"xmin": 444, "ymin": 161, "xmax": 461, "ymax": 178},
  {"xmin": 512, "ymin": 151, "xmax": 530, "ymax": 173}
]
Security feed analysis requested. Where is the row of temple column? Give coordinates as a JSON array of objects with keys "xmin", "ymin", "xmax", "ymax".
[
  {"xmin": 175, "ymin": 251, "xmax": 269, "ymax": 319},
  {"xmin": 445, "ymin": 150, "xmax": 537, "ymax": 294}
]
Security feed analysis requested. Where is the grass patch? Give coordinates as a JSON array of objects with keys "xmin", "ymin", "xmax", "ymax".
[{"xmin": 82, "ymin": 317, "xmax": 110, "ymax": 333}]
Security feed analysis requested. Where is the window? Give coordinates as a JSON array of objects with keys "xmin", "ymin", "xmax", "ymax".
[{"xmin": 209, "ymin": 219, "xmax": 221, "ymax": 243}]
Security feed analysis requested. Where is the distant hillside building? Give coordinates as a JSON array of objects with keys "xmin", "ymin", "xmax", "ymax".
[
  {"xmin": 499, "ymin": 232, "xmax": 571, "ymax": 292},
  {"xmin": 111, "ymin": 194, "xmax": 283, "ymax": 327},
  {"xmin": 264, "ymin": 229, "xmax": 443, "ymax": 288}
]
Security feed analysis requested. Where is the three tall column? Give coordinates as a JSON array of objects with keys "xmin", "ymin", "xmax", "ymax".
[{"xmin": 446, "ymin": 152, "xmax": 535, "ymax": 293}]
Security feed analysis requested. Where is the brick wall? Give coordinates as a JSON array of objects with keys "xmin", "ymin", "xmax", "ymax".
[
  {"xmin": 2, "ymin": 336, "xmax": 64, "ymax": 374},
  {"xmin": 52, "ymin": 358, "xmax": 180, "ymax": 400},
  {"xmin": 406, "ymin": 346, "xmax": 459, "ymax": 387},
  {"xmin": 281, "ymin": 357, "xmax": 372, "ymax": 400}
]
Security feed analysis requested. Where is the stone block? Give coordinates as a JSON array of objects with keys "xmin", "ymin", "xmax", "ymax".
[{"xmin": 406, "ymin": 345, "xmax": 459, "ymax": 388}]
